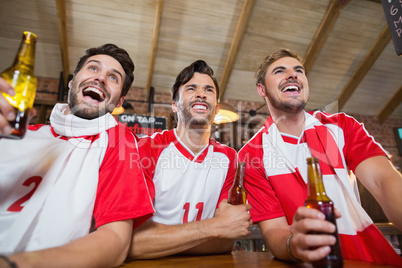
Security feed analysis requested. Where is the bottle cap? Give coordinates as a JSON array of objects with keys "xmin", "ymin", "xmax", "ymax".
[{"xmin": 23, "ymin": 31, "xmax": 37, "ymax": 43}]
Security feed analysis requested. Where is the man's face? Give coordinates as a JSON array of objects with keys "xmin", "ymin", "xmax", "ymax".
[
  {"xmin": 68, "ymin": 54, "xmax": 125, "ymax": 119},
  {"xmin": 259, "ymin": 56, "xmax": 309, "ymax": 114},
  {"xmin": 172, "ymin": 72, "xmax": 219, "ymax": 127}
]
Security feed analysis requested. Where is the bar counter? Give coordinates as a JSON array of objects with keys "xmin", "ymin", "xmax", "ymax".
[{"xmin": 121, "ymin": 251, "xmax": 395, "ymax": 267}]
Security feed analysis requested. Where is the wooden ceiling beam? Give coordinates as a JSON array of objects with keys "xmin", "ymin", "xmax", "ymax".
[
  {"xmin": 146, "ymin": 0, "xmax": 164, "ymax": 101},
  {"xmin": 303, "ymin": 0, "xmax": 350, "ymax": 74},
  {"xmin": 219, "ymin": 0, "xmax": 255, "ymax": 101},
  {"xmin": 337, "ymin": 25, "xmax": 392, "ymax": 110},
  {"xmin": 55, "ymin": 0, "xmax": 70, "ymax": 90},
  {"xmin": 378, "ymin": 85, "xmax": 402, "ymax": 124}
]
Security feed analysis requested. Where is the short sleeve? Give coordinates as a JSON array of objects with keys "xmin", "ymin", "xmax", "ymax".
[
  {"xmin": 338, "ymin": 114, "xmax": 388, "ymax": 172},
  {"xmin": 238, "ymin": 133, "xmax": 285, "ymax": 223},
  {"xmin": 94, "ymin": 124, "xmax": 154, "ymax": 229}
]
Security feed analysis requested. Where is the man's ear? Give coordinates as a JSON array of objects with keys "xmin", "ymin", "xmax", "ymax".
[
  {"xmin": 257, "ymin": 83, "xmax": 267, "ymax": 98},
  {"xmin": 68, "ymin": 79, "xmax": 72, "ymax": 89},
  {"xmin": 116, "ymin": 96, "xmax": 124, "ymax": 108},
  {"xmin": 215, "ymin": 103, "xmax": 219, "ymax": 116},
  {"xmin": 172, "ymin": 101, "xmax": 178, "ymax": 113}
]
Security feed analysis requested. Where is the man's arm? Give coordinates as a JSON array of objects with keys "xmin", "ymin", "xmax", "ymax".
[
  {"xmin": 258, "ymin": 210, "xmax": 337, "ymax": 263},
  {"xmin": 128, "ymin": 200, "xmax": 252, "ymax": 259},
  {"xmin": 355, "ymin": 155, "xmax": 402, "ymax": 229},
  {"xmin": 5, "ymin": 220, "xmax": 133, "ymax": 268}
]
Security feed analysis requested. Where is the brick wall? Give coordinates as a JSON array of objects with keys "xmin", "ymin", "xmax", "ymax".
[{"xmin": 351, "ymin": 114, "xmax": 402, "ymax": 171}]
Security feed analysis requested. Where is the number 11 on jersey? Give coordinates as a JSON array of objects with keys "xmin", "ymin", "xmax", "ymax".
[{"xmin": 182, "ymin": 202, "xmax": 204, "ymax": 223}]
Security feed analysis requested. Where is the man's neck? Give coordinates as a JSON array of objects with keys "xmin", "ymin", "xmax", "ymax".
[
  {"xmin": 175, "ymin": 121, "xmax": 211, "ymax": 155},
  {"xmin": 271, "ymin": 110, "xmax": 306, "ymax": 137}
]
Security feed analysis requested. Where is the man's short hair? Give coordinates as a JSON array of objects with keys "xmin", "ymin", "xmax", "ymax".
[
  {"xmin": 73, "ymin": 44, "xmax": 135, "ymax": 97},
  {"xmin": 171, "ymin": 60, "xmax": 219, "ymax": 102},
  {"xmin": 255, "ymin": 48, "xmax": 302, "ymax": 87}
]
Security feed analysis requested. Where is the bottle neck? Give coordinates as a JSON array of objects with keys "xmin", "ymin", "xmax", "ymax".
[
  {"xmin": 306, "ymin": 160, "xmax": 330, "ymax": 202},
  {"xmin": 239, "ymin": 169, "xmax": 244, "ymax": 187},
  {"xmin": 13, "ymin": 33, "xmax": 36, "ymax": 73},
  {"xmin": 234, "ymin": 162, "xmax": 246, "ymax": 186}
]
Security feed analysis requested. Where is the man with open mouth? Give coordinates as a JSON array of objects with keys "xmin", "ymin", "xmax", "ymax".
[
  {"xmin": 238, "ymin": 48, "xmax": 402, "ymax": 266},
  {"xmin": 128, "ymin": 60, "xmax": 252, "ymax": 259},
  {"xmin": 0, "ymin": 44, "xmax": 154, "ymax": 268}
]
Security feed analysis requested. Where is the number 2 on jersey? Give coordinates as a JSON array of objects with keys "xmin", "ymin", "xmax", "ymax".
[
  {"xmin": 182, "ymin": 202, "xmax": 204, "ymax": 223},
  {"xmin": 7, "ymin": 176, "xmax": 43, "ymax": 212}
]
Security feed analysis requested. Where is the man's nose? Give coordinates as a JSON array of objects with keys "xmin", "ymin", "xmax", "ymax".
[
  {"xmin": 94, "ymin": 72, "xmax": 106, "ymax": 84},
  {"xmin": 286, "ymin": 70, "xmax": 298, "ymax": 80},
  {"xmin": 196, "ymin": 88, "xmax": 206, "ymax": 99}
]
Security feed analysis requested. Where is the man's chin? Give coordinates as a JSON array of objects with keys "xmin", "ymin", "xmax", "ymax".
[
  {"xmin": 69, "ymin": 105, "xmax": 107, "ymax": 120},
  {"xmin": 273, "ymin": 100, "xmax": 306, "ymax": 114},
  {"xmin": 189, "ymin": 114, "xmax": 213, "ymax": 125}
]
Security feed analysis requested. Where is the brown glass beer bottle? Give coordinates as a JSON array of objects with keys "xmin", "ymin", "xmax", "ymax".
[
  {"xmin": 305, "ymin": 157, "xmax": 343, "ymax": 268},
  {"xmin": 1, "ymin": 31, "xmax": 37, "ymax": 139},
  {"xmin": 228, "ymin": 162, "xmax": 247, "ymax": 205}
]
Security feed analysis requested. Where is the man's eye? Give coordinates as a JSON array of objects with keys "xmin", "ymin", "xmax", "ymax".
[
  {"xmin": 274, "ymin": 70, "xmax": 283, "ymax": 74},
  {"xmin": 110, "ymin": 75, "xmax": 118, "ymax": 82},
  {"xmin": 89, "ymin": 66, "xmax": 97, "ymax": 71}
]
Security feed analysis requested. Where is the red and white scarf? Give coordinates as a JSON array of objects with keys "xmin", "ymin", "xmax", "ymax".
[{"xmin": 264, "ymin": 112, "xmax": 402, "ymax": 266}]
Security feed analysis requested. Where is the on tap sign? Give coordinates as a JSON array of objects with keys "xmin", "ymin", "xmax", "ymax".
[
  {"xmin": 118, "ymin": 114, "xmax": 167, "ymax": 137},
  {"xmin": 382, "ymin": 0, "xmax": 402, "ymax": 55}
]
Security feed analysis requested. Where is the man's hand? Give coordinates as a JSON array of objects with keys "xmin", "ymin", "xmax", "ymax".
[
  {"xmin": 289, "ymin": 206, "xmax": 341, "ymax": 263},
  {"xmin": 210, "ymin": 199, "xmax": 253, "ymax": 239},
  {"xmin": 0, "ymin": 77, "xmax": 15, "ymax": 135}
]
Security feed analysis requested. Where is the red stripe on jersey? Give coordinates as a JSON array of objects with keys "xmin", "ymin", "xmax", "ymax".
[
  {"xmin": 269, "ymin": 171, "xmax": 307, "ymax": 224},
  {"xmin": 28, "ymin": 124, "xmax": 46, "ymax": 131},
  {"xmin": 50, "ymin": 126, "xmax": 100, "ymax": 142},
  {"xmin": 239, "ymin": 129, "xmax": 286, "ymax": 222},
  {"xmin": 95, "ymin": 123, "xmax": 154, "ymax": 229},
  {"xmin": 194, "ymin": 145, "xmax": 208, "ymax": 163},
  {"xmin": 310, "ymin": 111, "xmax": 388, "ymax": 172},
  {"xmin": 339, "ymin": 224, "xmax": 402, "ymax": 266},
  {"xmin": 174, "ymin": 140, "xmax": 195, "ymax": 161},
  {"xmin": 281, "ymin": 135, "xmax": 299, "ymax": 144}
]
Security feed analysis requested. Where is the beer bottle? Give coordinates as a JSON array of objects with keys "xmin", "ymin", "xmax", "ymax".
[
  {"xmin": 228, "ymin": 162, "xmax": 247, "ymax": 205},
  {"xmin": 304, "ymin": 157, "xmax": 343, "ymax": 268},
  {"xmin": 1, "ymin": 31, "xmax": 37, "ymax": 139}
]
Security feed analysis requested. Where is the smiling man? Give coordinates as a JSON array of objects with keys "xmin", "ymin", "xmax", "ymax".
[
  {"xmin": 0, "ymin": 44, "xmax": 154, "ymax": 267},
  {"xmin": 238, "ymin": 49, "xmax": 402, "ymax": 266},
  {"xmin": 128, "ymin": 60, "xmax": 252, "ymax": 259}
]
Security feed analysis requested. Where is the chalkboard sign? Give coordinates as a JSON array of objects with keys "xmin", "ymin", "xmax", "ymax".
[
  {"xmin": 118, "ymin": 114, "xmax": 167, "ymax": 137},
  {"xmin": 381, "ymin": 0, "xmax": 402, "ymax": 55}
]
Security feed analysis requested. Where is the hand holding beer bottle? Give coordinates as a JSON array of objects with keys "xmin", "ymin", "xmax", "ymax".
[
  {"xmin": 228, "ymin": 162, "xmax": 247, "ymax": 205},
  {"xmin": 304, "ymin": 157, "xmax": 343, "ymax": 268},
  {"xmin": 0, "ymin": 78, "xmax": 16, "ymax": 135},
  {"xmin": 0, "ymin": 31, "xmax": 37, "ymax": 139}
]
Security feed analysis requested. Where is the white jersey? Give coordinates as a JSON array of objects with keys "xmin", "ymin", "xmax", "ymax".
[
  {"xmin": 137, "ymin": 129, "xmax": 237, "ymax": 225},
  {"xmin": 0, "ymin": 104, "xmax": 154, "ymax": 254}
]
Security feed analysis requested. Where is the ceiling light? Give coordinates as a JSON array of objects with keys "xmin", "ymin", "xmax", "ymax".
[
  {"xmin": 214, "ymin": 102, "xmax": 239, "ymax": 124},
  {"xmin": 111, "ymin": 106, "xmax": 124, "ymax": 115},
  {"xmin": 111, "ymin": 100, "xmax": 133, "ymax": 115}
]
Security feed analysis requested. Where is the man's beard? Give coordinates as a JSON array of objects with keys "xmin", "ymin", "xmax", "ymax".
[
  {"xmin": 67, "ymin": 80, "xmax": 115, "ymax": 120},
  {"xmin": 265, "ymin": 88, "xmax": 306, "ymax": 114},
  {"xmin": 177, "ymin": 101, "xmax": 215, "ymax": 128}
]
